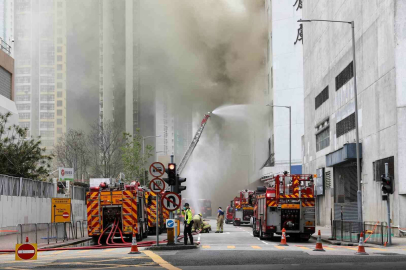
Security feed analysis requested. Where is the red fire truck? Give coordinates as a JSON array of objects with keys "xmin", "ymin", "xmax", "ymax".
[
  {"xmin": 198, "ymin": 199, "xmax": 212, "ymax": 218},
  {"xmin": 233, "ymin": 190, "xmax": 254, "ymax": 226},
  {"xmin": 252, "ymin": 173, "xmax": 315, "ymax": 241}
]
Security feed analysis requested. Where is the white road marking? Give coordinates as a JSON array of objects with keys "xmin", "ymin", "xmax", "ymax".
[
  {"xmin": 198, "ymin": 234, "xmax": 201, "ymax": 241},
  {"xmin": 261, "ymin": 241, "xmax": 269, "ymax": 245},
  {"xmin": 256, "ymin": 238, "xmax": 261, "ymax": 241},
  {"xmin": 250, "ymin": 234, "xmax": 253, "ymax": 236}
]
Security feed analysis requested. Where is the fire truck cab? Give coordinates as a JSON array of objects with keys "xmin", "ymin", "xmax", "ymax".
[{"xmin": 252, "ymin": 174, "xmax": 315, "ymax": 241}]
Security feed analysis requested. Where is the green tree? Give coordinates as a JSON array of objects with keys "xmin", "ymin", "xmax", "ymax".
[
  {"xmin": 121, "ymin": 129, "xmax": 154, "ymax": 184},
  {"xmin": 0, "ymin": 112, "xmax": 52, "ymax": 179}
]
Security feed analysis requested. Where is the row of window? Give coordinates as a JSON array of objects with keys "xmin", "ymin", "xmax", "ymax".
[{"xmin": 315, "ymin": 62, "xmax": 354, "ymax": 110}]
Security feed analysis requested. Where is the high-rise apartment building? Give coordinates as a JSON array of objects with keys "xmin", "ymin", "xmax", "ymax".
[
  {"xmin": 98, "ymin": 0, "xmax": 140, "ymax": 135},
  {"xmin": 0, "ymin": 0, "xmax": 14, "ymax": 56},
  {"xmin": 261, "ymin": 0, "xmax": 304, "ymax": 176},
  {"xmin": 14, "ymin": 0, "xmax": 67, "ymax": 150}
]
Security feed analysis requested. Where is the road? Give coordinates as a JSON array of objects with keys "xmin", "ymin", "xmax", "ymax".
[{"xmin": 2, "ymin": 219, "xmax": 406, "ymax": 269}]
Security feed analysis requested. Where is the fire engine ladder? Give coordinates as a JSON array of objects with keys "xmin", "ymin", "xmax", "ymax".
[{"xmin": 177, "ymin": 112, "xmax": 211, "ymax": 175}]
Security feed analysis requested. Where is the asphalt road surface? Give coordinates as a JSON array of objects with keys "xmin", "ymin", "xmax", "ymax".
[{"xmin": 2, "ymin": 218, "xmax": 406, "ymax": 269}]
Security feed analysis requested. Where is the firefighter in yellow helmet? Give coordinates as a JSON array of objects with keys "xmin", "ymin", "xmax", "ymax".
[{"xmin": 182, "ymin": 203, "xmax": 193, "ymax": 245}]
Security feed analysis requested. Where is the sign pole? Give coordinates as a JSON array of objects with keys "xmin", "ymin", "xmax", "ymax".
[
  {"xmin": 156, "ymin": 194, "xmax": 159, "ymax": 246},
  {"xmin": 385, "ymin": 163, "xmax": 391, "ymax": 246}
]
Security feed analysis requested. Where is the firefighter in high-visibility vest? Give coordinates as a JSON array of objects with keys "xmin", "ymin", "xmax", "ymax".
[{"xmin": 182, "ymin": 203, "xmax": 194, "ymax": 245}]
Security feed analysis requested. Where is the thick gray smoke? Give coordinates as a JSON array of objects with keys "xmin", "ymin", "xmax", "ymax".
[{"xmin": 140, "ymin": 0, "xmax": 268, "ymax": 212}]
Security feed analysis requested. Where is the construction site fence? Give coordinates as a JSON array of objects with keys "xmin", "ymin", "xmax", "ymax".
[
  {"xmin": 0, "ymin": 174, "xmax": 54, "ymax": 198},
  {"xmin": 15, "ymin": 220, "xmax": 88, "ymax": 245},
  {"xmin": 332, "ymin": 220, "xmax": 388, "ymax": 245}
]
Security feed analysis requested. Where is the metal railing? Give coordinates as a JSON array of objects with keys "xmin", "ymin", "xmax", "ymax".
[
  {"xmin": 0, "ymin": 38, "xmax": 11, "ymax": 55},
  {"xmin": 15, "ymin": 220, "xmax": 88, "ymax": 245},
  {"xmin": 332, "ymin": 220, "xmax": 388, "ymax": 245},
  {"xmin": 0, "ymin": 174, "xmax": 54, "ymax": 198}
]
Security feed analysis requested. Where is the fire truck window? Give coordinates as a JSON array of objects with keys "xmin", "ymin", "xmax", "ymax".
[{"xmin": 228, "ymin": 207, "xmax": 233, "ymax": 213}]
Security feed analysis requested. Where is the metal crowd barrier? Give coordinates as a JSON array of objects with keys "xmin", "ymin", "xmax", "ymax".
[
  {"xmin": 332, "ymin": 220, "xmax": 388, "ymax": 245},
  {"xmin": 16, "ymin": 221, "xmax": 89, "ymax": 244}
]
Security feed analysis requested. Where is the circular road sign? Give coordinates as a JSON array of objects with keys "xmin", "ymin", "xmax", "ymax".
[
  {"xmin": 62, "ymin": 212, "xmax": 69, "ymax": 219},
  {"xmin": 61, "ymin": 169, "xmax": 65, "ymax": 176},
  {"xmin": 149, "ymin": 178, "xmax": 166, "ymax": 193},
  {"xmin": 17, "ymin": 244, "xmax": 36, "ymax": 260},
  {"xmin": 149, "ymin": 162, "xmax": 165, "ymax": 178},
  {"xmin": 161, "ymin": 192, "xmax": 181, "ymax": 212}
]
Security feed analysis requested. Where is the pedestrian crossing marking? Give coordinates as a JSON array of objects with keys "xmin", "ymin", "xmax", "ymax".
[
  {"xmin": 50, "ymin": 250, "xmax": 67, "ymax": 255},
  {"xmin": 103, "ymin": 249, "xmax": 115, "ymax": 253},
  {"xmin": 251, "ymin": 246, "xmax": 261, "ymax": 249},
  {"xmin": 323, "ymin": 247, "xmax": 335, "ymax": 250},
  {"xmin": 298, "ymin": 246, "xmax": 310, "ymax": 250},
  {"xmin": 345, "ymin": 247, "xmax": 358, "ymax": 251},
  {"xmin": 227, "ymin": 246, "xmax": 235, "ymax": 249},
  {"xmin": 202, "ymin": 245, "xmax": 210, "ymax": 249},
  {"xmin": 275, "ymin": 246, "xmax": 285, "ymax": 250},
  {"xmin": 371, "ymin": 248, "xmax": 387, "ymax": 251}
]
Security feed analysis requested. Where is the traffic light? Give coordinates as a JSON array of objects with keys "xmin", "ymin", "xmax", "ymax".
[
  {"xmin": 381, "ymin": 174, "xmax": 394, "ymax": 194},
  {"xmin": 163, "ymin": 163, "xmax": 176, "ymax": 186},
  {"xmin": 175, "ymin": 174, "xmax": 187, "ymax": 194}
]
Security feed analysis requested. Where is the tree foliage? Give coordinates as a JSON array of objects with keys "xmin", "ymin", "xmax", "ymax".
[
  {"xmin": 121, "ymin": 129, "xmax": 154, "ymax": 184},
  {"xmin": 54, "ymin": 129, "xmax": 90, "ymax": 180},
  {"xmin": 0, "ymin": 112, "xmax": 52, "ymax": 179}
]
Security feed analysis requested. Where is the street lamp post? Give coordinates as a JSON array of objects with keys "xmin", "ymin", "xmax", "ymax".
[
  {"xmin": 266, "ymin": 105, "xmax": 291, "ymax": 173},
  {"xmin": 298, "ymin": 19, "xmax": 363, "ymax": 228}
]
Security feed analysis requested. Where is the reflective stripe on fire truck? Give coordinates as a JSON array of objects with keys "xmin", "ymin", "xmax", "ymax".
[
  {"xmin": 301, "ymin": 201, "xmax": 315, "ymax": 207},
  {"xmin": 87, "ymin": 192, "xmax": 100, "ymax": 235},
  {"xmin": 122, "ymin": 190, "xmax": 137, "ymax": 234},
  {"xmin": 301, "ymin": 194, "xmax": 314, "ymax": 198},
  {"xmin": 267, "ymin": 200, "xmax": 277, "ymax": 207},
  {"xmin": 279, "ymin": 194, "xmax": 299, "ymax": 198}
]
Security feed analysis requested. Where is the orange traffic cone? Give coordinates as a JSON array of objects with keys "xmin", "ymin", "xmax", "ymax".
[
  {"xmin": 128, "ymin": 233, "xmax": 141, "ymax": 254},
  {"xmin": 279, "ymin": 228, "xmax": 289, "ymax": 246},
  {"xmin": 355, "ymin": 232, "xmax": 368, "ymax": 255},
  {"xmin": 25, "ymin": 237, "xmax": 29, "ymax": 243},
  {"xmin": 313, "ymin": 230, "xmax": 325, "ymax": 251}
]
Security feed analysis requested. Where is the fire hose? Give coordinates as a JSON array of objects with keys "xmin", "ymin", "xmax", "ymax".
[{"xmin": 0, "ymin": 221, "xmax": 199, "ymax": 253}]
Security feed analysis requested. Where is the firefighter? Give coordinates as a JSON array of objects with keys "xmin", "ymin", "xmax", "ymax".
[
  {"xmin": 216, "ymin": 207, "xmax": 224, "ymax": 233},
  {"xmin": 182, "ymin": 203, "xmax": 194, "ymax": 245},
  {"xmin": 192, "ymin": 213, "xmax": 203, "ymax": 232}
]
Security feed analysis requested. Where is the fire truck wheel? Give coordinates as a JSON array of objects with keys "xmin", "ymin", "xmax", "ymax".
[
  {"xmin": 252, "ymin": 225, "xmax": 259, "ymax": 237},
  {"xmin": 92, "ymin": 236, "xmax": 99, "ymax": 243},
  {"xmin": 259, "ymin": 226, "xmax": 265, "ymax": 240},
  {"xmin": 233, "ymin": 221, "xmax": 236, "ymax": 226}
]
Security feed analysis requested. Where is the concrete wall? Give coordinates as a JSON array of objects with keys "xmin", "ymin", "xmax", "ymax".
[
  {"xmin": 0, "ymin": 195, "xmax": 86, "ymax": 228},
  {"xmin": 302, "ymin": 0, "xmax": 406, "ymax": 229}
]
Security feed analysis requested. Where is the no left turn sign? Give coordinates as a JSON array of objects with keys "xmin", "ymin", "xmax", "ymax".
[
  {"xmin": 149, "ymin": 162, "xmax": 165, "ymax": 178},
  {"xmin": 161, "ymin": 192, "xmax": 181, "ymax": 212},
  {"xmin": 149, "ymin": 178, "xmax": 166, "ymax": 193}
]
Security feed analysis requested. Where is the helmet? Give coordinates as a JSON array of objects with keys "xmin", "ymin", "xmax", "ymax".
[
  {"xmin": 198, "ymin": 213, "xmax": 202, "ymax": 217},
  {"xmin": 184, "ymin": 203, "xmax": 189, "ymax": 207}
]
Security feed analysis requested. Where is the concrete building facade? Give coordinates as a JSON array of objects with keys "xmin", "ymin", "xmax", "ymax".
[
  {"xmin": 14, "ymin": 0, "xmax": 67, "ymax": 150},
  {"xmin": 302, "ymin": 0, "xmax": 406, "ymax": 232},
  {"xmin": 261, "ymin": 0, "xmax": 304, "ymax": 177},
  {"xmin": 0, "ymin": 43, "xmax": 17, "ymax": 125}
]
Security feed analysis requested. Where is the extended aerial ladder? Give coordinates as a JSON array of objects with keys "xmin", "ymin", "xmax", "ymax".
[{"xmin": 177, "ymin": 112, "xmax": 211, "ymax": 174}]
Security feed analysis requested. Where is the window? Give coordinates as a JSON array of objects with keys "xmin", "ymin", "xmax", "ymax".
[
  {"xmin": 336, "ymin": 62, "xmax": 353, "ymax": 91},
  {"xmin": 57, "ymin": 37, "xmax": 63, "ymax": 44},
  {"xmin": 57, "ymin": 128, "xmax": 62, "ymax": 134},
  {"xmin": 40, "ymin": 122, "xmax": 54, "ymax": 128},
  {"xmin": 19, "ymin": 122, "xmax": 30, "ymax": 128},
  {"xmin": 40, "ymin": 131, "xmax": 54, "ymax": 137},
  {"xmin": 16, "ymin": 67, "xmax": 31, "ymax": 74},
  {"xmin": 57, "ymin": 64, "xmax": 62, "ymax": 71},
  {"xmin": 16, "ymin": 76, "xmax": 30, "ymax": 83},
  {"xmin": 57, "ymin": 55, "xmax": 62, "ymax": 62},
  {"xmin": 336, "ymin": 113, "xmax": 355, "ymax": 137},
  {"xmin": 57, "ymin": 82, "xmax": 63, "ymax": 88},
  {"xmin": 40, "ymin": 95, "xmax": 54, "ymax": 102},
  {"xmin": 57, "ymin": 46, "xmax": 62, "ymax": 53},
  {"xmin": 40, "ymin": 104, "xmax": 54, "ymax": 110},
  {"xmin": 40, "ymin": 112, "xmax": 54, "ymax": 119},
  {"xmin": 40, "ymin": 67, "xmax": 54, "ymax": 75},
  {"xmin": 373, "ymin": 156, "xmax": 394, "ymax": 181},
  {"xmin": 19, "ymin": 112, "xmax": 30, "ymax": 119},
  {"xmin": 41, "ymin": 140, "xmax": 54, "ymax": 147},
  {"xmin": 316, "ymin": 127, "xmax": 330, "ymax": 152},
  {"xmin": 57, "ymin": 73, "xmax": 63, "ymax": 79},
  {"xmin": 57, "ymin": 100, "xmax": 62, "ymax": 107},
  {"xmin": 57, "ymin": 110, "xmax": 62, "ymax": 116},
  {"xmin": 315, "ymin": 86, "xmax": 329, "ymax": 109},
  {"xmin": 57, "ymin": 91, "xmax": 63, "ymax": 98},
  {"xmin": 16, "ymin": 95, "xmax": 30, "ymax": 101},
  {"xmin": 57, "ymin": 119, "xmax": 62, "ymax": 125},
  {"xmin": 16, "ymin": 104, "xmax": 30, "ymax": 110},
  {"xmin": 40, "ymin": 76, "xmax": 54, "ymax": 84},
  {"xmin": 16, "ymin": 85, "xmax": 30, "ymax": 93},
  {"xmin": 40, "ymin": 85, "xmax": 55, "ymax": 92}
]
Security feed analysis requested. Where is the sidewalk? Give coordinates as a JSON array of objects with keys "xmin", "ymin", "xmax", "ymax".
[{"xmin": 314, "ymin": 226, "xmax": 406, "ymax": 247}]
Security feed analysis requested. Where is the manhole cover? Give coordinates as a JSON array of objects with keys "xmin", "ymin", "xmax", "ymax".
[{"xmin": 374, "ymin": 253, "xmax": 402, "ymax": 256}]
